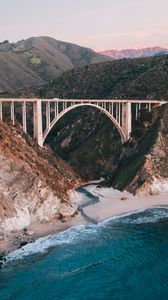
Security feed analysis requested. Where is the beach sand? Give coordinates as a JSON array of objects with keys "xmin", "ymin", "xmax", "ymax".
[
  {"xmin": 1, "ymin": 184, "xmax": 168, "ymax": 256},
  {"xmin": 82, "ymin": 185, "xmax": 168, "ymax": 222}
]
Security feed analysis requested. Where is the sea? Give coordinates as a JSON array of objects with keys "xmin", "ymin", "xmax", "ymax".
[{"xmin": 0, "ymin": 187, "xmax": 168, "ymax": 300}]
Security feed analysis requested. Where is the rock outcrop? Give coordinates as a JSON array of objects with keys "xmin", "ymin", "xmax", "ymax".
[
  {"xmin": 126, "ymin": 104, "xmax": 168, "ymax": 194},
  {"xmin": 0, "ymin": 121, "xmax": 81, "ymax": 241},
  {"xmin": 97, "ymin": 103, "xmax": 168, "ymax": 196},
  {"xmin": 0, "ymin": 103, "xmax": 167, "ymax": 252}
]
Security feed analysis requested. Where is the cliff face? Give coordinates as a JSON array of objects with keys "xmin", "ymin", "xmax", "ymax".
[
  {"xmin": 126, "ymin": 104, "xmax": 168, "ymax": 194},
  {"xmin": 107, "ymin": 104, "xmax": 168, "ymax": 195},
  {"xmin": 0, "ymin": 104, "xmax": 167, "ymax": 246},
  {"xmin": 0, "ymin": 122, "xmax": 81, "ymax": 238}
]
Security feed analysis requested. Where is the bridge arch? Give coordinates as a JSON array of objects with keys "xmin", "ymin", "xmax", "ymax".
[{"xmin": 43, "ymin": 103, "xmax": 126, "ymax": 145}]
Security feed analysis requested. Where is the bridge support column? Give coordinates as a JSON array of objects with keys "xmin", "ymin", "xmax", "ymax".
[
  {"xmin": 54, "ymin": 102, "xmax": 57, "ymax": 118},
  {"xmin": 10, "ymin": 101, "xmax": 15, "ymax": 125},
  {"xmin": 122, "ymin": 102, "xmax": 132, "ymax": 141},
  {"xmin": 119, "ymin": 103, "xmax": 121, "ymax": 125},
  {"xmin": 149, "ymin": 103, "xmax": 152, "ymax": 112},
  {"xmin": 135, "ymin": 103, "xmax": 138, "ymax": 120},
  {"xmin": 0, "ymin": 101, "xmax": 3, "ymax": 122},
  {"xmin": 34, "ymin": 99, "xmax": 43, "ymax": 147},
  {"xmin": 22, "ymin": 101, "xmax": 27, "ymax": 133},
  {"xmin": 46, "ymin": 102, "xmax": 50, "ymax": 128}
]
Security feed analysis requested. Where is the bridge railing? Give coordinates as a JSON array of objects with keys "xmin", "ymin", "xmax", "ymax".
[{"xmin": 0, "ymin": 98, "xmax": 167, "ymax": 147}]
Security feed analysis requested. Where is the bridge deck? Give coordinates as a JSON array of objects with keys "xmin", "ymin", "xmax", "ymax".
[
  {"xmin": 0, "ymin": 98, "xmax": 167, "ymax": 147},
  {"xmin": 0, "ymin": 98, "xmax": 166, "ymax": 104}
]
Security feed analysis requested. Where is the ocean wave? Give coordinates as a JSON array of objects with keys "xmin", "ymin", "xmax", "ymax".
[
  {"xmin": 4, "ymin": 224, "xmax": 98, "ymax": 263},
  {"xmin": 121, "ymin": 207, "xmax": 168, "ymax": 225},
  {"xmin": 4, "ymin": 207, "xmax": 168, "ymax": 263}
]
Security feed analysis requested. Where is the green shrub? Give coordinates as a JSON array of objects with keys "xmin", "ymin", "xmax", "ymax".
[
  {"xmin": 113, "ymin": 155, "xmax": 145, "ymax": 190},
  {"xmin": 31, "ymin": 56, "xmax": 41, "ymax": 65}
]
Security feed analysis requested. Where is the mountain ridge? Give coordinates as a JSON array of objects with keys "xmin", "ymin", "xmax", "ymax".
[
  {"xmin": 38, "ymin": 54, "xmax": 168, "ymax": 100},
  {"xmin": 0, "ymin": 36, "xmax": 112, "ymax": 95},
  {"xmin": 100, "ymin": 47, "xmax": 168, "ymax": 59}
]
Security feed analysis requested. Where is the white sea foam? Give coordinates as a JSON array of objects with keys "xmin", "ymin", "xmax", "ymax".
[
  {"xmin": 4, "ymin": 224, "xmax": 98, "ymax": 263},
  {"xmin": 97, "ymin": 206, "xmax": 167, "ymax": 227},
  {"xmin": 4, "ymin": 185, "xmax": 168, "ymax": 264},
  {"xmin": 122, "ymin": 207, "xmax": 168, "ymax": 224},
  {"xmin": 4, "ymin": 206, "xmax": 168, "ymax": 264}
]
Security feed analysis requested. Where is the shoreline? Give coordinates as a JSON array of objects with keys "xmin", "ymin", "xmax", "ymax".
[
  {"xmin": 0, "ymin": 180, "xmax": 99, "ymax": 258},
  {"xmin": 82, "ymin": 185, "xmax": 168, "ymax": 222},
  {"xmin": 1, "ymin": 184, "xmax": 168, "ymax": 260},
  {"xmin": 0, "ymin": 214, "xmax": 88, "ymax": 259}
]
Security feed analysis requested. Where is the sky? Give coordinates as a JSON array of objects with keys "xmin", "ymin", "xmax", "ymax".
[{"xmin": 0, "ymin": 0, "xmax": 168, "ymax": 50}]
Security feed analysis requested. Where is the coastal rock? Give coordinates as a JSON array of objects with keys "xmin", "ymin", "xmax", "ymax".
[
  {"xmin": 120, "ymin": 197, "xmax": 128, "ymax": 201},
  {"xmin": 0, "ymin": 122, "xmax": 81, "ymax": 245},
  {"xmin": 126, "ymin": 104, "xmax": 168, "ymax": 194}
]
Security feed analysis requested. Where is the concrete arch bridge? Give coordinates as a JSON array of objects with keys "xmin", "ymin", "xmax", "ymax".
[{"xmin": 0, "ymin": 99, "xmax": 166, "ymax": 147}]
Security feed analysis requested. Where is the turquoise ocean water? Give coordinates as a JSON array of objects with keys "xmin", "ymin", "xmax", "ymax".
[{"xmin": 0, "ymin": 190, "xmax": 168, "ymax": 300}]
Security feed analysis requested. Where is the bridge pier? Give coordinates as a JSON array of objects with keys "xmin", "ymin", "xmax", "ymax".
[
  {"xmin": 22, "ymin": 101, "xmax": 27, "ymax": 133},
  {"xmin": 34, "ymin": 99, "xmax": 43, "ymax": 147},
  {"xmin": 10, "ymin": 101, "xmax": 15, "ymax": 125},
  {"xmin": 0, "ymin": 101, "xmax": 2, "ymax": 122},
  {"xmin": 46, "ymin": 102, "xmax": 50, "ymax": 128},
  {"xmin": 122, "ymin": 102, "xmax": 132, "ymax": 141}
]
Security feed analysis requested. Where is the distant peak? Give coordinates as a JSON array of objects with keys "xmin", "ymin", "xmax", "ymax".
[{"xmin": 100, "ymin": 47, "xmax": 168, "ymax": 59}]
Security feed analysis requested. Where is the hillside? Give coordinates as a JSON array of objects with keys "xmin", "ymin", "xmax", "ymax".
[
  {"xmin": 100, "ymin": 47, "xmax": 168, "ymax": 60},
  {"xmin": 0, "ymin": 37, "xmax": 111, "ymax": 95},
  {"xmin": 45, "ymin": 106, "xmax": 123, "ymax": 179},
  {"xmin": 43, "ymin": 98, "xmax": 163, "ymax": 180},
  {"xmin": 2, "ymin": 53, "xmax": 168, "ymax": 196},
  {"xmin": 119, "ymin": 104, "xmax": 168, "ymax": 194},
  {"xmin": 40, "ymin": 54, "xmax": 168, "ymax": 100},
  {"xmin": 30, "ymin": 55, "xmax": 167, "ymax": 182}
]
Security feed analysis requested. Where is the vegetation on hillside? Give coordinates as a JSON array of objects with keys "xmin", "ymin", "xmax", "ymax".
[
  {"xmin": 45, "ymin": 106, "xmax": 122, "ymax": 179},
  {"xmin": 2, "ymin": 50, "xmax": 168, "ymax": 191},
  {"xmin": 0, "ymin": 36, "xmax": 111, "ymax": 95},
  {"xmin": 40, "ymin": 54, "xmax": 168, "ymax": 100},
  {"xmin": 34, "ymin": 55, "xmax": 167, "ymax": 186},
  {"xmin": 111, "ymin": 119, "xmax": 160, "ymax": 190}
]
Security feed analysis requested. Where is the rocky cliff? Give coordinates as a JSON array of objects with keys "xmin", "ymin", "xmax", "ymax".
[
  {"xmin": 0, "ymin": 121, "xmax": 81, "ymax": 249},
  {"xmin": 107, "ymin": 104, "xmax": 168, "ymax": 194},
  {"xmin": 0, "ymin": 105, "xmax": 167, "ymax": 256},
  {"xmin": 44, "ymin": 101, "xmax": 168, "ymax": 196},
  {"xmin": 126, "ymin": 104, "xmax": 168, "ymax": 194}
]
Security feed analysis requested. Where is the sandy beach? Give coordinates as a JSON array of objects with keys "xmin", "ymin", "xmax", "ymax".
[
  {"xmin": 1, "ymin": 184, "xmax": 168, "ymax": 257},
  {"xmin": 82, "ymin": 185, "xmax": 168, "ymax": 222},
  {"xmin": 0, "ymin": 214, "xmax": 87, "ymax": 257}
]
